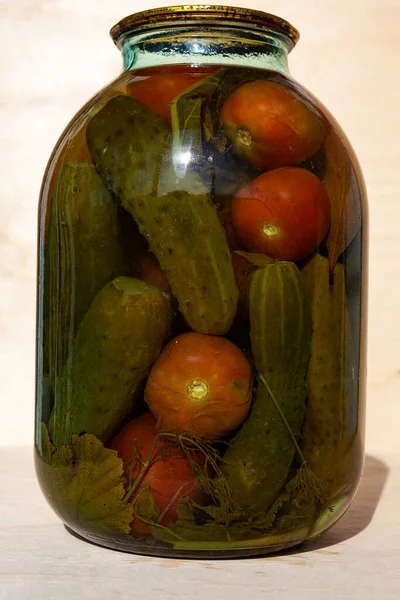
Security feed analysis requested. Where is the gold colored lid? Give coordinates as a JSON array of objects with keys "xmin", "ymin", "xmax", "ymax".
[{"xmin": 110, "ymin": 5, "xmax": 299, "ymax": 48}]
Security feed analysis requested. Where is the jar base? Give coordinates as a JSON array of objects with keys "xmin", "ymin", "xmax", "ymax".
[{"xmin": 64, "ymin": 524, "xmax": 310, "ymax": 559}]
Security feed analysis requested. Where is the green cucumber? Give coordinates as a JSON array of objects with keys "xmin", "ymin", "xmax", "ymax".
[
  {"xmin": 86, "ymin": 95, "xmax": 238, "ymax": 335},
  {"xmin": 301, "ymin": 254, "xmax": 357, "ymax": 482},
  {"xmin": 42, "ymin": 163, "xmax": 127, "ymax": 404},
  {"xmin": 49, "ymin": 277, "xmax": 172, "ymax": 447},
  {"xmin": 222, "ymin": 262, "xmax": 311, "ymax": 517}
]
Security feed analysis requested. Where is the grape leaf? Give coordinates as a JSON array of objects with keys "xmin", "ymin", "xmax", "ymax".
[
  {"xmin": 132, "ymin": 484, "xmax": 161, "ymax": 524},
  {"xmin": 169, "ymin": 67, "xmax": 261, "ymax": 195},
  {"xmin": 246, "ymin": 492, "xmax": 289, "ymax": 530},
  {"xmin": 170, "ymin": 71, "xmax": 223, "ymax": 177},
  {"xmin": 150, "ymin": 488, "xmax": 287, "ymax": 545},
  {"xmin": 234, "ymin": 251, "xmax": 275, "ymax": 267},
  {"xmin": 37, "ymin": 423, "xmax": 133, "ymax": 534},
  {"xmin": 323, "ymin": 130, "xmax": 362, "ymax": 270}
]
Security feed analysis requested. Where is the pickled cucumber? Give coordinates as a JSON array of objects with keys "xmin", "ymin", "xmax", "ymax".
[
  {"xmin": 301, "ymin": 254, "xmax": 357, "ymax": 482},
  {"xmin": 222, "ymin": 263, "xmax": 311, "ymax": 516},
  {"xmin": 43, "ymin": 163, "xmax": 127, "ymax": 404},
  {"xmin": 86, "ymin": 95, "xmax": 238, "ymax": 335},
  {"xmin": 49, "ymin": 277, "xmax": 172, "ymax": 447}
]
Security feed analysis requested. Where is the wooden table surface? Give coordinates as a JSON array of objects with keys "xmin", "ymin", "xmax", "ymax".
[{"xmin": 1, "ymin": 448, "xmax": 398, "ymax": 599}]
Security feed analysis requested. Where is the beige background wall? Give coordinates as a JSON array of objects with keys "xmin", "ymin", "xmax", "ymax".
[{"xmin": 1, "ymin": 0, "xmax": 398, "ymax": 450}]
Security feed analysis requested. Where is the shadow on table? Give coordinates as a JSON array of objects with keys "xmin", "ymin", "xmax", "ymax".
[{"xmin": 286, "ymin": 453, "xmax": 389, "ymax": 555}]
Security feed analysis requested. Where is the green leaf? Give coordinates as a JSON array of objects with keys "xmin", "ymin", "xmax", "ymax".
[
  {"xmin": 170, "ymin": 67, "xmax": 261, "ymax": 196},
  {"xmin": 37, "ymin": 423, "xmax": 133, "ymax": 534},
  {"xmin": 150, "ymin": 485, "xmax": 287, "ymax": 545},
  {"xmin": 323, "ymin": 130, "xmax": 361, "ymax": 270},
  {"xmin": 152, "ymin": 511, "xmax": 311, "ymax": 549},
  {"xmin": 249, "ymin": 492, "xmax": 289, "ymax": 531},
  {"xmin": 170, "ymin": 69, "xmax": 224, "ymax": 161},
  {"xmin": 151, "ymin": 505, "xmax": 284, "ymax": 545},
  {"xmin": 132, "ymin": 484, "xmax": 161, "ymax": 523},
  {"xmin": 170, "ymin": 66, "xmax": 263, "ymax": 153},
  {"xmin": 234, "ymin": 251, "xmax": 274, "ymax": 267},
  {"xmin": 172, "ymin": 96, "xmax": 204, "ymax": 168},
  {"xmin": 175, "ymin": 497, "xmax": 196, "ymax": 520}
]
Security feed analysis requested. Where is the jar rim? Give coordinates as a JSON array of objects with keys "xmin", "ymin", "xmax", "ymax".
[{"xmin": 110, "ymin": 5, "xmax": 299, "ymax": 48}]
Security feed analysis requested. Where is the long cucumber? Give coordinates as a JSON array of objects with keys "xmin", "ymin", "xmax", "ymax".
[
  {"xmin": 86, "ymin": 95, "xmax": 238, "ymax": 335},
  {"xmin": 301, "ymin": 254, "xmax": 357, "ymax": 483},
  {"xmin": 43, "ymin": 163, "xmax": 127, "ymax": 404},
  {"xmin": 222, "ymin": 262, "xmax": 311, "ymax": 516}
]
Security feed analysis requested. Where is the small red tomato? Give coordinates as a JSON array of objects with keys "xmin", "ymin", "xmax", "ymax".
[
  {"xmin": 145, "ymin": 332, "xmax": 253, "ymax": 439},
  {"xmin": 111, "ymin": 413, "xmax": 203, "ymax": 537},
  {"xmin": 127, "ymin": 65, "xmax": 216, "ymax": 124},
  {"xmin": 231, "ymin": 167, "xmax": 331, "ymax": 261},
  {"xmin": 220, "ymin": 80, "xmax": 324, "ymax": 170},
  {"xmin": 140, "ymin": 253, "xmax": 172, "ymax": 297}
]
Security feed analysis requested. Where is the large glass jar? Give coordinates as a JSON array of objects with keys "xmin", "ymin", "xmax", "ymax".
[{"xmin": 35, "ymin": 5, "xmax": 367, "ymax": 558}]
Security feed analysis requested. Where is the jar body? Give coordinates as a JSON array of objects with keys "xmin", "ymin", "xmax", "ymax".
[{"xmin": 35, "ymin": 18, "xmax": 367, "ymax": 558}]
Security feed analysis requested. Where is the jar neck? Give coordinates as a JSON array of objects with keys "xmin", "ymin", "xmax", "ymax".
[{"xmin": 120, "ymin": 27, "xmax": 290, "ymax": 73}]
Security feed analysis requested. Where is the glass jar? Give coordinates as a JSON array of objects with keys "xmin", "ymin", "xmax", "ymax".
[{"xmin": 35, "ymin": 5, "xmax": 367, "ymax": 558}]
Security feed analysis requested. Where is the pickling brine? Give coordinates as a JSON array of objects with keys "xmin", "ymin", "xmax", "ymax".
[{"xmin": 35, "ymin": 5, "xmax": 367, "ymax": 558}]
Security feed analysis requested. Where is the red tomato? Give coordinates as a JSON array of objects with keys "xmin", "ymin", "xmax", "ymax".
[
  {"xmin": 231, "ymin": 167, "xmax": 331, "ymax": 261},
  {"xmin": 145, "ymin": 332, "xmax": 253, "ymax": 439},
  {"xmin": 127, "ymin": 65, "xmax": 216, "ymax": 124},
  {"xmin": 111, "ymin": 413, "xmax": 203, "ymax": 537},
  {"xmin": 220, "ymin": 80, "xmax": 324, "ymax": 170},
  {"xmin": 140, "ymin": 253, "xmax": 172, "ymax": 297}
]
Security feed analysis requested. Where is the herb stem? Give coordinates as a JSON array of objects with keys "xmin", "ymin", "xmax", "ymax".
[{"xmin": 123, "ymin": 433, "xmax": 164, "ymax": 503}]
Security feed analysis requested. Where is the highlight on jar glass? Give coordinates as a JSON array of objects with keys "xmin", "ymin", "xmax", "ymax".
[{"xmin": 35, "ymin": 4, "xmax": 367, "ymax": 558}]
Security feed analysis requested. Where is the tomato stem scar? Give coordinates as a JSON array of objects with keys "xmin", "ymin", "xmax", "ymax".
[{"xmin": 187, "ymin": 379, "xmax": 209, "ymax": 400}]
